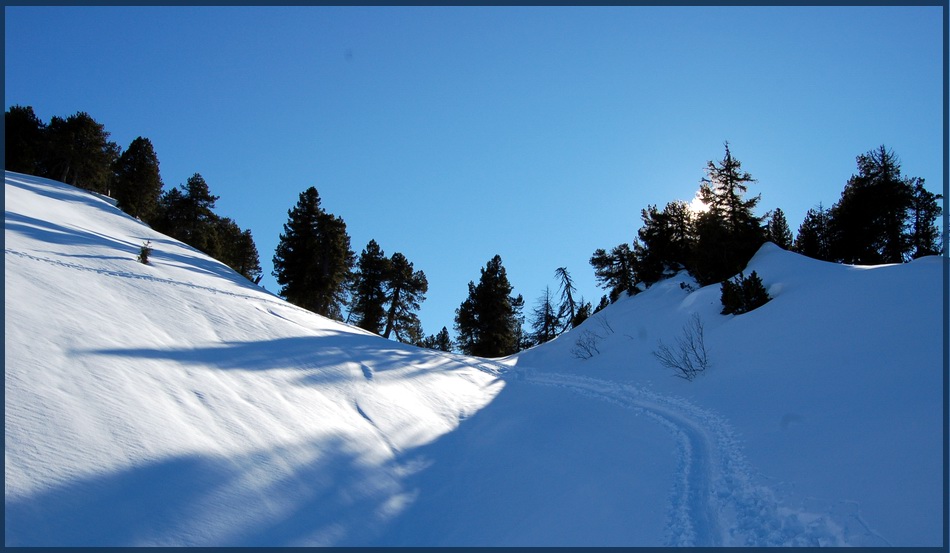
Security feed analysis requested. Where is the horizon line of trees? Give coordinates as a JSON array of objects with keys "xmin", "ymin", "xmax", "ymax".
[
  {"xmin": 7, "ymin": 105, "xmax": 944, "ymax": 356},
  {"xmin": 5, "ymin": 105, "xmax": 263, "ymax": 283},
  {"xmin": 589, "ymin": 142, "xmax": 943, "ymax": 309}
]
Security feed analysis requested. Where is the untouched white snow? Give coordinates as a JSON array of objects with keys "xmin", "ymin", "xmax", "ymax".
[{"xmin": 4, "ymin": 171, "xmax": 945, "ymax": 546}]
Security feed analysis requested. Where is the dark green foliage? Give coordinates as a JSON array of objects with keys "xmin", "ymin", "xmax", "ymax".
[
  {"xmin": 571, "ymin": 299, "xmax": 592, "ymax": 328},
  {"xmin": 590, "ymin": 243, "xmax": 638, "ymax": 302},
  {"xmin": 137, "ymin": 241, "xmax": 153, "ymax": 265},
  {"xmin": 113, "ymin": 137, "xmax": 163, "ymax": 223},
  {"xmin": 5, "ymin": 105, "xmax": 47, "ymax": 175},
  {"xmin": 634, "ymin": 201, "xmax": 694, "ymax": 285},
  {"xmin": 765, "ymin": 208, "xmax": 793, "ymax": 250},
  {"xmin": 420, "ymin": 327, "xmax": 454, "ymax": 352},
  {"xmin": 154, "ymin": 173, "xmax": 220, "ymax": 254},
  {"xmin": 455, "ymin": 255, "xmax": 524, "ymax": 358},
  {"xmin": 793, "ymin": 204, "xmax": 833, "ymax": 261},
  {"xmin": 907, "ymin": 178, "xmax": 943, "ymax": 258},
  {"xmin": 530, "ymin": 286, "xmax": 561, "ymax": 345},
  {"xmin": 350, "ymin": 240, "xmax": 391, "ymax": 334},
  {"xmin": 382, "ymin": 252, "xmax": 428, "ymax": 344},
  {"xmin": 211, "ymin": 217, "xmax": 262, "ymax": 282},
  {"xmin": 692, "ymin": 143, "xmax": 766, "ymax": 284},
  {"xmin": 593, "ymin": 295, "xmax": 610, "ymax": 314},
  {"xmin": 827, "ymin": 146, "xmax": 914, "ymax": 264},
  {"xmin": 42, "ymin": 111, "xmax": 120, "ymax": 194},
  {"xmin": 720, "ymin": 271, "xmax": 770, "ymax": 315},
  {"xmin": 272, "ymin": 187, "xmax": 354, "ymax": 319}
]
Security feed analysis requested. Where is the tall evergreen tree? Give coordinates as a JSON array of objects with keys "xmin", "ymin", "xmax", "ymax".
[
  {"xmin": 530, "ymin": 286, "xmax": 561, "ymax": 345},
  {"xmin": 635, "ymin": 200, "xmax": 694, "ymax": 285},
  {"xmin": 43, "ymin": 111, "xmax": 120, "ymax": 194},
  {"xmin": 455, "ymin": 255, "xmax": 524, "ymax": 358},
  {"xmin": 794, "ymin": 204, "xmax": 833, "ymax": 261},
  {"xmin": 827, "ymin": 145, "xmax": 914, "ymax": 264},
  {"xmin": 350, "ymin": 240, "xmax": 391, "ymax": 334},
  {"xmin": 692, "ymin": 142, "xmax": 765, "ymax": 284},
  {"xmin": 5, "ymin": 105, "xmax": 47, "ymax": 175},
  {"xmin": 382, "ymin": 252, "xmax": 428, "ymax": 343},
  {"xmin": 765, "ymin": 208, "xmax": 793, "ymax": 250},
  {"xmin": 113, "ymin": 136, "xmax": 163, "ymax": 223},
  {"xmin": 273, "ymin": 186, "xmax": 354, "ymax": 319},
  {"xmin": 907, "ymin": 178, "xmax": 943, "ymax": 259},
  {"xmin": 590, "ymin": 243, "xmax": 638, "ymax": 302}
]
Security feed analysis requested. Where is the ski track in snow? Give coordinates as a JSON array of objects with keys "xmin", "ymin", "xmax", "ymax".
[{"xmin": 510, "ymin": 369, "xmax": 854, "ymax": 547}]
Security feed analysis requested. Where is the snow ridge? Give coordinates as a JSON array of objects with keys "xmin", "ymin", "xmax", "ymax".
[{"xmin": 516, "ymin": 370, "xmax": 852, "ymax": 547}]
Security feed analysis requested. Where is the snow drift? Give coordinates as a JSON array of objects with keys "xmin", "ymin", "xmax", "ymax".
[{"xmin": 4, "ymin": 171, "xmax": 944, "ymax": 546}]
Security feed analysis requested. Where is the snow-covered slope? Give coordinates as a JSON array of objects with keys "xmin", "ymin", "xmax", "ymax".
[{"xmin": 5, "ymin": 171, "xmax": 944, "ymax": 546}]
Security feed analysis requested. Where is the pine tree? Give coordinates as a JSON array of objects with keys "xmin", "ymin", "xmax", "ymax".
[
  {"xmin": 571, "ymin": 298, "xmax": 592, "ymax": 328},
  {"xmin": 765, "ymin": 208, "xmax": 793, "ymax": 250},
  {"xmin": 530, "ymin": 286, "xmax": 561, "ymax": 345},
  {"xmin": 5, "ymin": 105, "xmax": 47, "ymax": 175},
  {"xmin": 42, "ymin": 111, "xmax": 120, "ymax": 194},
  {"xmin": 455, "ymin": 255, "xmax": 524, "ymax": 358},
  {"xmin": 828, "ymin": 145, "xmax": 914, "ymax": 264},
  {"xmin": 692, "ymin": 142, "xmax": 765, "ymax": 284},
  {"xmin": 554, "ymin": 267, "xmax": 578, "ymax": 332},
  {"xmin": 590, "ymin": 243, "xmax": 638, "ymax": 302},
  {"xmin": 382, "ymin": 252, "xmax": 428, "ymax": 343},
  {"xmin": 420, "ymin": 327, "xmax": 454, "ymax": 352},
  {"xmin": 350, "ymin": 240, "xmax": 391, "ymax": 334},
  {"xmin": 273, "ymin": 187, "xmax": 354, "ymax": 319},
  {"xmin": 113, "ymin": 136, "xmax": 163, "ymax": 223},
  {"xmin": 635, "ymin": 201, "xmax": 694, "ymax": 285},
  {"xmin": 907, "ymin": 178, "xmax": 943, "ymax": 258},
  {"xmin": 793, "ymin": 203, "xmax": 832, "ymax": 261},
  {"xmin": 210, "ymin": 217, "xmax": 261, "ymax": 282}
]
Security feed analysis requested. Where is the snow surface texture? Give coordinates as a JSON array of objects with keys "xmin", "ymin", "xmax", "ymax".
[{"xmin": 4, "ymin": 171, "xmax": 944, "ymax": 546}]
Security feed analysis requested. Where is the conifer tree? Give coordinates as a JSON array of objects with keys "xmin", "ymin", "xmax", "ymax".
[
  {"xmin": 382, "ymin": 252, "xmax": 428, "ymax": 343},
  {"xmin": 211, "ymin": 217, "xmax": 261, "ymax": 282},
  {"xmin": 590, "ymin": 243, "xmax": 638, "ymax": 302},
  {"xmin": 635, "ymin": 201, "xmax": 694, "ymax": 285},
  {"xmin": 273, "ymin": 186, "xmax": 354, "ymax": 319},
  {"xmin": 5, "ymin": 105, "xmax": 47, "ymax": 175},
  {"xmin": 113, "ymin": 136, "xmax": 163, "ymax": 223},
  {"xmin": 793, "ymin": 204, "xmax": 832, "ymax": 261},
  {"xmin": 828, "ymin": 145, "xmax": 914, "ymax": 264},
  {"xmin": 554, "ymin": 267, "xmax": 578, "ymax": 332},
  {"xmin": 420, "ymin": 327, "xmax": 454, "ymax": 352},
  {"xmin": 530, "ymin": 286, "xmax": 561, "ymax": 345},
  {"xmin": 765, "ymin": 208, "xmax": 793, "ymax": 250},
  {"xmin": 350, "ymin": 240, "xmax": 391, "ymax": 334},
  {"xmin": 692, "ymin": 142, "xmax": 765, "ymax": 284},
  {"xmin": 43, "ymin": 111, "xmax": 120, "ymax": 194},
  {"xmin": 455, "ymin": 255, "xmax": 524, "ymax": 357},
  {"xmin": 907, "ymin": 178, "xmax": 943, "ymax": 258}
]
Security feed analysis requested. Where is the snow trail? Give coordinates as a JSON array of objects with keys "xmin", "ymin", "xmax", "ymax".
[{"xmin": 514, "ymin": 369, "xmax": 851, "ymax": 546}]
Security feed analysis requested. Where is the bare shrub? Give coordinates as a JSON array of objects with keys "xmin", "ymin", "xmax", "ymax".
[
  {"xmin": 652, "ymin": 313, "xmax": 709, "ymax": 381},
  {"xmin": 571, "ymin": 330, "xmax": 601, "ymax": 360}
]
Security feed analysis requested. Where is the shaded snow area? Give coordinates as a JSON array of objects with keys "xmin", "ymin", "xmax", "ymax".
[{"xmin": 4, "ymin": 171, "xmax": 945, "ymax": 546}]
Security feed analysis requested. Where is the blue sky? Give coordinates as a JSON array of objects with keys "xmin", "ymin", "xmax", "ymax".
[{"xmin": 5, "ymin": 6, "xmax": 944, "ymax": 340}]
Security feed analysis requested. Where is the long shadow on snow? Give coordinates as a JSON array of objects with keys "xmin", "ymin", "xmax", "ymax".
[
  {"xmin": 85, "ymin": 331, "xmax": 491, "ymax": 384},
  {"xmin": 5, "ymin": 436, "xmax": 414, "ymax": 547}
]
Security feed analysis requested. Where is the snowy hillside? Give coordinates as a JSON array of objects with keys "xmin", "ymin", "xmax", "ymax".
[{"xmin": 4, "ymin": 171, "xmax": 944, "ymax": 546}]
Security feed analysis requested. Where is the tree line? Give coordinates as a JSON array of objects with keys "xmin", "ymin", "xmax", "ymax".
[
  {"xmin": 589, "ymin": 142, "xmax": 943, "ymax": 307},
  {"xmin": 5, "ymin": 105, "xmax": 263, "ymax": 283},
  {"xmin": 7, "ymin": 106, "xmax": 942, "ymax": 358}
]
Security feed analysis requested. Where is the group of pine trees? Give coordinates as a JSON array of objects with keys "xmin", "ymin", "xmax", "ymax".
[
  {"xmin": 8, "ymin": 106, "xmax": 942, "ymax": 356},
  {"xmin": 590, "ymin": 142, "xmax": 943, "ymax": 307},
  {"xmin": 5, "ymin": 105, "xmax": 263, "ymax": 282},
  {"xmin": 271, "ymin": 187, "xmax": 433, "ymax": 346}
]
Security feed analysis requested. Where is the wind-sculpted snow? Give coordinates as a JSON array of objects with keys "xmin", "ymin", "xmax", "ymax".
[{"xmin": 517, "ymin": 370, "xmax": 879, "ymax": 547}]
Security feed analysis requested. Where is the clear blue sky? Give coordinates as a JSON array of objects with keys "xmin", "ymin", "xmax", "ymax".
[{"xmin": 5, "ymin": 6, "xmax": 944, "ymax": 340}]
